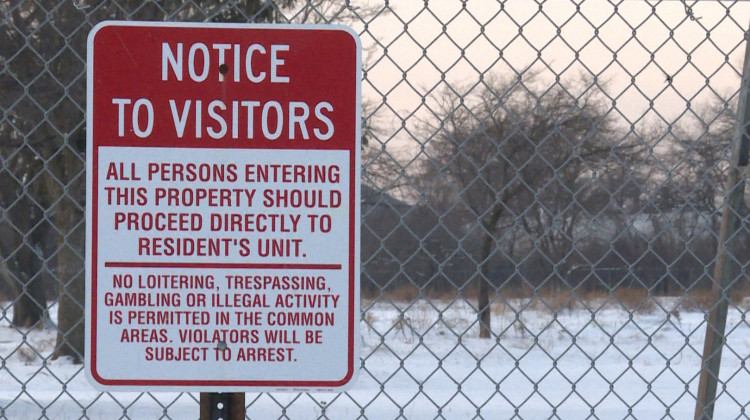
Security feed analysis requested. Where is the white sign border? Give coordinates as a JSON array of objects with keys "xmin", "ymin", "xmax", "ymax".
[{"xmin": 85, "ymin": 20, "xmax": 361, "ymax": 392}]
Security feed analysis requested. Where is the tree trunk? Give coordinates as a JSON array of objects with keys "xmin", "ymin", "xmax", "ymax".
[
  {"xmin": 1, "ymin": 229, "xmax": 47, "ymax": 328},
  {"xmin": 51, "ymin": 143, "xmax": 86, "ymax": 363},
  {"xmin": 11, "ymin": 277, "xmax": 46, "ymax": 328},
  {"xmin": 52, "ymin": 242, "xmax": 85, "ymax": 363},
  {"xmin": 478, "ymin": 229, "xmax": 494, "ymax": 338},
  {"xmin": 477, "ymin": 204, "xmax": 505, "ymax": 339}
]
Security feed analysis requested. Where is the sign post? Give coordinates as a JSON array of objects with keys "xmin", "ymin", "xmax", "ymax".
[
  {"xmin": 85, "ymin": 21, "xmax": 360, "ymax": 395},
  {"xmin": 200, "ymin": 392, "xmax": 244, "ymax": 420}
]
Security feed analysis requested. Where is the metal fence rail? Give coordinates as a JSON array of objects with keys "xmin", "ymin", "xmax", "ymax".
[{"xmin": 2, "ymin": 0, "xmax": 750, "ymax": 418}]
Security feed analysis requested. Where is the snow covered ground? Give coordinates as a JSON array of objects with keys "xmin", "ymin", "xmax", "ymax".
[{"xmin": 2, "ymin": 297, "xmax": 750, "ymax": 419}]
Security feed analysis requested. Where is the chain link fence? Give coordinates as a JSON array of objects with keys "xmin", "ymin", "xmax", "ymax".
[{"xmin": 3, "ymin": 0, "xmax": 750, "ymax": 418}]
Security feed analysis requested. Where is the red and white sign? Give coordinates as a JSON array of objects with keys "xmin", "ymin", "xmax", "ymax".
[{"xmin": 85, "ymin": 21, "xmax": 360, "ymax": 391}]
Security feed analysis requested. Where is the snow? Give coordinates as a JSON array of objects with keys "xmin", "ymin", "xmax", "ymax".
[{"xmin": 2, "ymin": 298, "xmax": 750, "ymax": 419}]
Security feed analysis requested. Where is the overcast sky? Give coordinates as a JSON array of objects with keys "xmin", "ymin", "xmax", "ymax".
[{"xmin": 350, "ymin": 0, "xmax": 750, "ymax": 155}]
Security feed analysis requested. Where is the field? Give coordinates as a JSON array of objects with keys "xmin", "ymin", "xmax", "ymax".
[{"xmin": 2, "ymin": 296, "xmax": 750, "ymax": 419}]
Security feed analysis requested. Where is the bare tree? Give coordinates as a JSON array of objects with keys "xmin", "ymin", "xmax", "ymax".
[
  {"xmin": 641, "ymin": 99, "xmax": 735, "ymax": 294},
  {"xmin": 420, "ymin": 73, "xmax": 621, "ymax": 338},
  {"xmin": 1, "ymin": 1, "xmax": 66, "ymax": 329}
]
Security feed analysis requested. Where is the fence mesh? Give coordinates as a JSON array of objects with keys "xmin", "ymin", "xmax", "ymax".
[{"xmin": 3, "ymin": 0, "xmax": 750, "ymax": 418}]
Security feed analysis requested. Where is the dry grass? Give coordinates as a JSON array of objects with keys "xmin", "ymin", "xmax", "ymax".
[
  {"xmin": 612, "ymin": 288, "xmax": 655, "ymax": 312},
  {"xmin": 16, "ymin": 344, "xmax": 38, "ymax": 364},
  {"xmin": 679, "ymin": 288, "xmax": 716, "ymax": 311},
  {"xmin": 532, "ymin": 288, "xmax": 578, "ymax": 312},
  {"xmin": 676, "ymin": 281, "xmax": 750, "ymax": 311},
  {"xmin": 363, "ymin": 284, "xmax": 420, "ymax": 302},
  {"xmin": 730, "ymin": 280, "xmax": 750, "ymax": 309},
  {"xmin": 362, "ymin": 311, "xmax": 377, "ymax": 326},
  {"xmin": 364, "ymin": 281, "xmax": 750, "ymax": 315}
]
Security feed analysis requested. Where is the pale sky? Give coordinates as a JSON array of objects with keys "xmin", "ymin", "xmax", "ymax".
[{"xmin": 347, "ymin": 0, "xmax": 750, "ymax": 158}]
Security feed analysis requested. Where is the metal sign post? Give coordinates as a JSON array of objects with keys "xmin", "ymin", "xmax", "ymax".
[
  {"xmin": 693, "ymin": 17, "xmax": 750, "ymax": 420},
  {"xmin": 200, "ymin": 392, "xmax": 244, "ymax": 420}
]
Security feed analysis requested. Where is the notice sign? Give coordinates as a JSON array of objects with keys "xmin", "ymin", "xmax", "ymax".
[{"xmin": 85, "ymin": 21, "xmax": 360, "ymax": 391}]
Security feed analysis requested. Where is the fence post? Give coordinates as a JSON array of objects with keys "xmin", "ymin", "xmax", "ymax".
[
  {"xmin": 200, "ymin": 392, "xmax": 245, "ymax": 420},
  {"xmin": 693, "ymin": 20, "xmax": 750, "ymax": 420}
]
